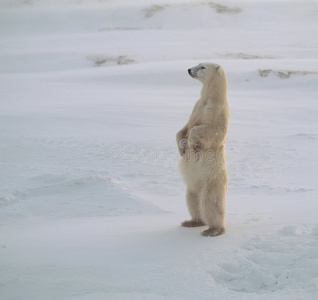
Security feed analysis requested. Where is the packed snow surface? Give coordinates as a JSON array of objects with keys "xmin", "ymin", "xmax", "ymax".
[{"xmin": 1, "ymin": 0, "xmax": 318, "ymax": 299}]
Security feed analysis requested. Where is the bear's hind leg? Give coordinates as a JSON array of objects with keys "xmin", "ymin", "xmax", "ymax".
[
  {"xmin": 199, "ymin": 183, "xmax": 226, "ymax": 237},
  {"xmin": 181, "ymin": 189, "xmax": 205, "ymax": 227}
]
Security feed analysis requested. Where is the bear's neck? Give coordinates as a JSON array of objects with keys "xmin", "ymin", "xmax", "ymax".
[{"xmin": 200, "ymin": 80, "xmax": 227, "ymax": 104}]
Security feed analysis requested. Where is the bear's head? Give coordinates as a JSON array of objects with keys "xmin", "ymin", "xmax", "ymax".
[{"xmin": 188, "ymin": 63, "xmax": 225, "ymax": 85}]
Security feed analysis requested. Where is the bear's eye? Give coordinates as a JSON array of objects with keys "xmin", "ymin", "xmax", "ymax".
[{"xmin": 201, "ymin": 66, "xmax": 206, "ymax": 70}]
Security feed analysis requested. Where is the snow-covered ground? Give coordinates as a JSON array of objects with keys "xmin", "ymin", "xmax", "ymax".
[{"xmin": 1, "ymin": 0, "xmax": 318, "ymax": 299}]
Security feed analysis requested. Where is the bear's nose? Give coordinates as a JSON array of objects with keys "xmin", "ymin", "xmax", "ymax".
[{"xmin": 188, "ymin": 69, "xmax": 192, "ymax": 75}]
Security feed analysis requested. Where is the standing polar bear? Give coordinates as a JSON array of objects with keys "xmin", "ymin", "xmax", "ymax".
[{"xmin": 176, "ymin": 62, "xmax": 229, "ymax": 237}]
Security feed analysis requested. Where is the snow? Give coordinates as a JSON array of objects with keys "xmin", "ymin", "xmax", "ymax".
[{"xmin": 1, "ymin": 0, "xmax": 318, "ymax": 299}]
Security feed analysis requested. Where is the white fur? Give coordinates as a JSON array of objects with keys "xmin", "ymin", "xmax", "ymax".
[{"xmin": 176, "ymin": 62, "xmax": 229, "ymax": 237}]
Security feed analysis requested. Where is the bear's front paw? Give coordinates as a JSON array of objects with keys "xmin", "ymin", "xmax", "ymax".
[
  {"xmin": 192, "ymin": 142, "xmax": 202, "ymax": 152},
  {"xmin": 188, "ymin": 128, "xmax": 203, "ymax": 152},
  {"xmin": 188, "ymin": 138, "xmax": 201, "ymax": 152},
  {"xmin": 178, "ymin": 139, "xmax": 189, "ymax": 156}
]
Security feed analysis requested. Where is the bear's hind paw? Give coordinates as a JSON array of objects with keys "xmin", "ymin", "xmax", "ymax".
[
  {"xmin": 201, "ymin": 227, "xmax": 225, "ymax": 237},
  {"xmin": 181, "ymin": 220, "xmax": 205, "ymax": 227}
]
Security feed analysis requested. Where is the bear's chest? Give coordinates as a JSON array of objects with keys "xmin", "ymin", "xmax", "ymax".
[
  {"xmin": 203, "ymin": 102, "xmax": 214, "ymax": 117},
  {"xmin": 189, "ymin": 101, "xmax": 213, "ymax": 128}
]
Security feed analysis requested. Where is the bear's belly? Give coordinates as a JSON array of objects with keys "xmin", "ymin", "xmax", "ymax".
[{"xmin": 178, "ymin": 149, "xmax": 226, "ymax": 190}]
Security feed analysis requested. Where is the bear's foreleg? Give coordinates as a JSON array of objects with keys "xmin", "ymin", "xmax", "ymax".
[
  {"xmin": 189, "ymin": 124, "xmax": 227, "ymax": 150},
  {"xmin": 176, "ymin": 124, "xmax": 189, "ymax": 155},
  {"xmin": 188, "ymin": 125, "xmax": 208, "ymax": 151}
]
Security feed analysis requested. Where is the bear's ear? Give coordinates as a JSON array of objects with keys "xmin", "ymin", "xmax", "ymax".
[{"xmin": 216, "ymin": 65, "xmax": 223, "ymax": 78}]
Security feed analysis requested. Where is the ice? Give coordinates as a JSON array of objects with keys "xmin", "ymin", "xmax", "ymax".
[{"xmin": 1, "ymin": 0, "xmax": 318, "ymax": 299}]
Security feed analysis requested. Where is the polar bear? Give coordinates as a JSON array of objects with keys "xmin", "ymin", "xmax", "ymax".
[{"xmin": 176, "ymin": 62, "xmax": 229, "ymax": 237}]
